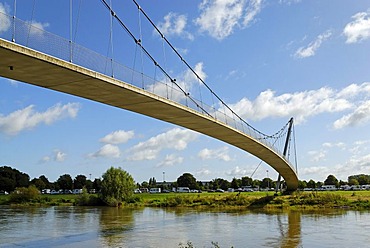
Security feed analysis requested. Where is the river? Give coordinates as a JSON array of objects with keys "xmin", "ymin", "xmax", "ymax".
[{"xmin": 0, "ymin": 206, "xmax": 369, "ymax": 247}]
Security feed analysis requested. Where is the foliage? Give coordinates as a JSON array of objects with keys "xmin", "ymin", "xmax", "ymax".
[
  {"xmin": 100, "ymin": 167, "xmax": 135, "ymax": 206},
  {"xmin": 76, "ymin": 187, "xmax": 103, "ymax": 206},
  {"xmin": 0, "ymin": 166, "xmax": 30, "ymax": 192},
  {"xmin": 177, "ymin": 173, "xmax": 197, "ymax": 189},
  {"xmin": 241, "ymin": 176, "xmax": 253, "ymax": 186},
  {"xmin": 9, "ymin": 185, "xmax": 40, "ymax": 203},
  {"xmin": 211, "ymin": 178, "xmax": 231, "ymax": 190},
  {"xmin": 74, "ymin": 175, "xmax": 87, "ymax": 189},
  {"xmin": 261, "ymin": 177, "xmax": 274, "ymax": 189},
  {"xmin": 348, "ymin": 174, "xmax": 370, "ymax": 185},
  {"xmin": 57, "ymin": 174, "xmax": 73, "ymax": 190},
  {"xmin": 148, "ymin": 177, "xmax": 157, "ymax": 187},
  {"xmin": 93, "ymin": 178, "xmax": 102, "ymax": 192},
  {"xmin": 324, "ymin": 175, "xmax": 339, "ymax": 187}
]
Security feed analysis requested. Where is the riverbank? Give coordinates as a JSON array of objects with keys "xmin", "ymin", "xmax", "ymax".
[{"xmin": 1, "ymin": 191, "xmax": 369, "ymax": 209}]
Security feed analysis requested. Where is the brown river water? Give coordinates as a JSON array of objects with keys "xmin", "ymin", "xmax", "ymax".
[{"xmin": 0, "ymin": 206, "xmax": 369, "ymax": 247}]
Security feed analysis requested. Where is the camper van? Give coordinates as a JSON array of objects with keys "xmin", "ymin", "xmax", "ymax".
[
  {"xmin": 177, "ymin": 187, "xmax": 190, "ymax": 193},
  {"xmin": 149, "ymin": 188, "xmax": 161, "ymax": 194}
]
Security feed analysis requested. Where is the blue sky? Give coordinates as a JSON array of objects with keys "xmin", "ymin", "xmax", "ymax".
[{"xmin": 1, "ymin": 0, "xmax": 370, "ymax": 184}]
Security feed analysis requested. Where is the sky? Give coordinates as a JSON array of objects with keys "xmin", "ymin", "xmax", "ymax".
[{"xmin": 1, "ymin": 0, "xmax": 370, "ymax": 184}]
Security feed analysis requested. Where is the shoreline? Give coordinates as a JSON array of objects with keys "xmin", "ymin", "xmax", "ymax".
[{"xmin": 1, "ymin": 191, "xmax": 369, "ymax": 210}]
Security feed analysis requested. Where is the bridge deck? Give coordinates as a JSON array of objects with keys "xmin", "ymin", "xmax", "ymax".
[{"xmin": 0, "ymin": 39, "xmax": 298, "ymax": 190}]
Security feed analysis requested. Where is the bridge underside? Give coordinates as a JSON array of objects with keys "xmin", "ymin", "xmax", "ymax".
[{"xmin": 0, "ymin": 39, "xmax": 298, "ymax": 190}]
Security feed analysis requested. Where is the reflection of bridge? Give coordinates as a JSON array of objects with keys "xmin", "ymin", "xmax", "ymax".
[{"xmin": 0, "ymin": 2, "xmax": 298, "ymax": 190}]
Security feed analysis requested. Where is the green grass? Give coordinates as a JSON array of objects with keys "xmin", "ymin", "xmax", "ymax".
[{"xmin": 1, "ymin": 191, "xmax": 369, "ymax": 209}]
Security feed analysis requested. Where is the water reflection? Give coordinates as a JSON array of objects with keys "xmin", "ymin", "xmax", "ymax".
[
  {"xmin": 0, "ymin": 206, "xmax": 368, "ymax": 247},
  {"xmin": 98, "ymin": 207, "xmax": 136, "ymax": 247},
  {"xmin": 277, "ymin": 211, "xmax": 302, "ymax": 248}
]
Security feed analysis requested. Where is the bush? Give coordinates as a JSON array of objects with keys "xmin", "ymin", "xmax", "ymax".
[{"xmin": 9, "ymin": 185, "xmax": 40, "ymax": 203}]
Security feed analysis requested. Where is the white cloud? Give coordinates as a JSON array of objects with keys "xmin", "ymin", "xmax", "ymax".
[
  {"xmin": 343, "ymin": 11, "xmax": 370, "ymax": 43},
  {"xmin": 146, "ymin": 62, "xmax": 207, "ymax": 102},
  {"xmin": 294, "ymin": 30, "xmax": 332, "ymax": 58},
  {"xmin": 39, "ymin": 150, "xmax": 67, "ymax": 163},
  {"xmin": 0, "ymin": 3, "xmax": 11, "ymax": 33},
  {"xmin": 183, "ymin": 62, "xmax": 207, "ymax": 84},
  {"xmin": 226, "ymin": 86, "xmax": 352, "ymax": 124},
  {"xmin": 322, "ymin": 142, "xmax": 346, "ymax": 149},
  {"xmin": 54, "ymin": 150, "xmax": 66, "ymax": 162},
  {"xmin": 198, "ymin": 146, "xmax": 231, "ymax": 162},
  {"xmin": 243, "ymin": 0, "xmax": 263, "ymax": 26},
  {"xmin": 333, "ymin": 100, "xmax": 370, "ymax": 129},
  {"xmin": 301, "ymin": 166, "xmax": 330, "ymax": 179},
  {"xmin": 157, "ymin": 154, "xmax": 184, "ymax": 167},
  {"xmin": 279, "ymin": 0, "xmax": 301, "ymax": 5},
  {"xmin": 308, "ymin": 150, "xmax": 326, "ymax": 162},
  {"xmin": 100, "ymin": 130, "xmax": 134, "ymax": 145},
  {"xmin": 337, "ymin": 82, "xmax": 370, "ymax": 98},
  {"xmin": 0, "ymin": 103, "xmax": 80, "ymax": 135},
  {"xmin": 127, "ymin": 128, "xmax": 198, "ymax": 161},
  {"xmin": 225, "ymin": 166, "xmax": 251, "ymax": 177},
  {"xmin": 157, "ymin": 12, "xmax": 193, "ymax": 40},
  {"xmin": 89, "ymin": 144, "xmax": 121, "ymax": 158},
  {"xmin": 195, "ymin": 0, "xmax": 262, "ymax": 40},
  {"xmin": 195, "ymin": 167, "xmax": 211, "ymax": 177},
  {"xmin": 27, "ymin": 21, "xmax": 50, "ymax": 36},
  {"xmin": 330, "ymin": 154, "xmax": 370, "ymax": 180},
  {"xmin": 349, "ymin": 140, "xmax": 370, "ymax": 155}
]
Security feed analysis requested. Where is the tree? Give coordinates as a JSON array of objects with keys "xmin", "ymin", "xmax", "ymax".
[
  {"xmin": 177, "ymin": 173, "xmax": 197, "ymax": 189},
  {"xmin": 348, "ymin": 174, "xmax": 370, "ymax": 185},
  {"xmin": 100, "ymin": 167, "xmax": 135, "ymax": 206},
  {"xmin": 241, "ymin": 176, "xmax": 253, "ymax": 186},
  {"xmin": 149, "ymin": 177, "xmax": 157, "ymax": 187},
  {"xmin": 39, "ymin": 175, "xmax": 50, "ymax": 188},
  {"xmin": 74, "ymin": 175, "xmax": 87, "ymax": 189},
  {"xmin": 30, "ymin": 178, "xmax": 46, "ymax": 190},
  {"xmin": 211, "ymin": 178, "xmax": 230, "ymax": 190},
  {"xmin": 261, "ymin": 178, "xmax": 274, "ymax": 189},
  {"xmin": 324, "ymin": 175, "xmax": 339, "ymax": 187},
  {"xmin": 141, "ymin": 181, "xmax": 149, "ymax": 188},
  {"xmin": 93, "ymin": 178, "xmax": 102, "ymax": 192},
  {"xmin": 307, "ymin": 179, "xmax": 316, "ymax": 189},
  {"xmin": 231, "ymin": 178, "xmax": 241, "ymax": 189},
  {"xmin": 0, "ymin": 166, "xmax": 30, "ymax": 192},
  {"xmin": 348, "ymin": 178, "xmax": 359, "ymax": 186},
  {"xmin": 298, "ymin": 180, "xmax": 307, "ymax": 190},
  {"xmin": 57, "ymin": 174, "xmax": 73, "ymax": 190}
]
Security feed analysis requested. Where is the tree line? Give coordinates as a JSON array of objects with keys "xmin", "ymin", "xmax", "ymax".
[
  {"xmin": 1, "ymin": 166, "xmax": 369, "ymax": 194},
  {"xmin": 142, "ymin": 173, "xmax": 370, "ymax": 191},
  {"xmin": 0, "ymin": 166, "xmax": 102, "ymax": 193}
]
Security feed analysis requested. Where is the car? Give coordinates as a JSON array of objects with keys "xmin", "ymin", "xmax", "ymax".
[{"xmin": 215, "ymin": 189, "xmax": 224, "ymax": 193}]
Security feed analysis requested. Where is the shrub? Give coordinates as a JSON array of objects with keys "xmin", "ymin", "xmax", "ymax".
[{"xmin": 9, "ymin": 185, "xmax": 40, "ymax": 203}]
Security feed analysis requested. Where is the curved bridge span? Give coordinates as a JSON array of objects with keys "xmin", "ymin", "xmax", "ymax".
[{"xmin": 0, "ymin": 39, "xmax": 298, "ymax": 190}]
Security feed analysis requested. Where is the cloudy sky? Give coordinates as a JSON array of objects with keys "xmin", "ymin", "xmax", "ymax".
[{"xmin": 1, "ymin": 0, "xmax": 370, "ymax": 184}]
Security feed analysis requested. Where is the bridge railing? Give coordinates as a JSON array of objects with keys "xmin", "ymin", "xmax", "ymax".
[{"xmin": 0, "ymin": 12, "xmax": 295, "ymax": 171}]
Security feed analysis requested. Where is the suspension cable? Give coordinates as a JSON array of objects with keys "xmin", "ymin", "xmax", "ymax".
[
  {"xmin": 26, "ymin": 0, "xmax": 36, "ymax": 46},
  {"xmin": 132, "ymin": 0, "xmax": 276, "ymax": 138},
  {"xmin": 99, "ymin": 0, "xmax": 213, "ymax": 118}
]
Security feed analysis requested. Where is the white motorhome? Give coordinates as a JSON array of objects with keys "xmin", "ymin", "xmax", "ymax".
[
  {"xmin": 149, "ymin": 188, "xmax": 161, "ymax": 194},
  {"xmin": 320, "ymin": 185, "xmax": 337, "ymax": 191},
  {"xmin": 177, "ymin": 187, "xmax": 190, "ymax": 193}
]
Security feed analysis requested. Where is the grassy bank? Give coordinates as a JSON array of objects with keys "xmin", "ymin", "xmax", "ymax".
[{"xmin": 1, "ymin": 191, "xmax": 369, "ymax": 209}]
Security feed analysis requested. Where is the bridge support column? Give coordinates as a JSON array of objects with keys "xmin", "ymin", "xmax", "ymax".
[{"xmin": 276, "ymin": 117, "xmax": 294, "ymax": 193}]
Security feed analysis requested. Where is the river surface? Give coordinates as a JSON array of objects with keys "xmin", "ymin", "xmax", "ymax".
[{"xmin": 0, "ymin": 206, "xmax": 369, "ymax": 247}]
